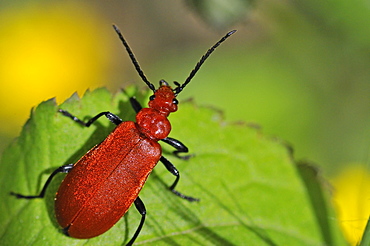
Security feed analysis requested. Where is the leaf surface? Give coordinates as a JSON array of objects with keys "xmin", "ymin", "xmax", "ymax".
[{"xmin": 0, "ymin": 88, "xmax": 346, "ymax": 245}]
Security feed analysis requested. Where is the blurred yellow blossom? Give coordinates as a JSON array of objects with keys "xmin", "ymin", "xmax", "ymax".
[
  {"xmin": 0, "ymin": 2, "xmax": 114, "ymax": 135},
  {"xmin": 331, "ymin": 164, "xmax": 370, "ymax": 245}
]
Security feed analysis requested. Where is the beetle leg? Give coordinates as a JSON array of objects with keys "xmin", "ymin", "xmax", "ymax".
[
  {"xmin": 129, "ymin": 97, "xmax": 142, "ymax": 113},
  {"xmin": 161, "ymin": 137, "xmax": 192, "ymax": 160},
  {"xmin": 126, "ymin": 197, "xmax": 146, "ymax": 246},
  {"xmin": 10, "ymin": 163, "xmax": 74, "ymax": 199},
  {"xmin": 58, "ymin": 110, "xmax": 123, "ymax": 126},
  {"xmin": 160, "ymin": 156, "xmax": 199, "ymax": 202}
]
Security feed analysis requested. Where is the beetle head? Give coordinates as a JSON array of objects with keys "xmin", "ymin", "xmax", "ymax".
[{"xmin": 148, "ymin": 80, "xmax": 178, "ymax": 115}]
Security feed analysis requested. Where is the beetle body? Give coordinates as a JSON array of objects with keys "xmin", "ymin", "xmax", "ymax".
[
  {"xmin": 55, "ymin": 83, "xmax": 174, "ymax": 238},
  {"xmin": 10, "ymin": 25, "xmax": 236, "ymax": 245},
  {"xmin": 56, "ymin": 122, "xmax": 159, "ymax": 238}
]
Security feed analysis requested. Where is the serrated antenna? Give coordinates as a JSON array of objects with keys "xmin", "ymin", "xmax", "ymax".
[
  {"xmin": 174, "ymin": 30, "xmax": 237, "ymax": 95},
  {"xmin": 113, "ymin": 24, "xmax": 156, "ymax": 92}
]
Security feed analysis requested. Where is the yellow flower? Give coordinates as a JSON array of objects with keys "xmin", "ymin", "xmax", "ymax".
[
  {"xmin": 0, "ymin": 2, "xmax": 115, "ymax": 135},
  {"xmin": 331, "ymin": 164, "xmax": 370, "ymax": 245}
]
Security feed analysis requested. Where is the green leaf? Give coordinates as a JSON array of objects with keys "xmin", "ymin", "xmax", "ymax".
[
  {"xmin": 359, "ymin": 217, "xmax": 370, "ymax": 246},
  {"xmin": 0, "ymin": 87, "xmax": 346, "ymax": 245}
]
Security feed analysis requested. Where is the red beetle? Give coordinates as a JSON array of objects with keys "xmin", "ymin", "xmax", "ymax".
[{"xmin": 11, "ymin": 25, "xmax": 236, "ymax": 245}]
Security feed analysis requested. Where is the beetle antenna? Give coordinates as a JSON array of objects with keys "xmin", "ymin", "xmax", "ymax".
[
  {"xmin": 174, "ymin": 30, "xmax": 237, "ymax": 95},
  {"xmin": 113, "ymin": 24, "xmax": 156, "ymax": 92}
]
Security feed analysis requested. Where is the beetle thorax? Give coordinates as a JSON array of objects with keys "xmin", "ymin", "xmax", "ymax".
[
  {"xmin": 136, "ymin": 82, "xmax": 178, "ymax": 140},
  {"xmin": 136, "ymin": 108, "xmax": 171, "ymax": 140}
]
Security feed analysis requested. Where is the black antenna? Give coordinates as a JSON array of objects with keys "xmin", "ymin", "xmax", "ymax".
[
  {"xmin": 174, "ymin": 30, "xmax": 237, "ymax": 95},
  {"xmin": 113, "ymin": 25, "xmax": 156, "ymax": 92}
]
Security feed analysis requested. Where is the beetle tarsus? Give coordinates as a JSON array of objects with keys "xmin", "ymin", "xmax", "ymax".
[
  {"xmin": 10, "ymin": 164, "xmax": 74, "ymax": 200},
  {"xmin": 170, "ymin": 189, "xmax": 199, "ymax": 202},
  {"xmin": 126, "ymin": 197, "xmax": 146, "ymax": 246},
  {"xmin": 58, "ymin": 109, "xmax": 123, "ymax": 126},
  {"xmin": 160, "ymin": 156, "xmax": 199, "ymax": 202}
]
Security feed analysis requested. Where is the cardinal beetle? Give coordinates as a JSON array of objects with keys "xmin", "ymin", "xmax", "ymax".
[{"xmin": 10, "ymin": 25, "xmax": 236, "ymax": 245}]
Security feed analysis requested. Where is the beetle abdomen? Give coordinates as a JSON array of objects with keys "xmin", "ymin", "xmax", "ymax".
[{"xmin": 55, "ymin": 121, "xmax": 161, "ymax": 238}]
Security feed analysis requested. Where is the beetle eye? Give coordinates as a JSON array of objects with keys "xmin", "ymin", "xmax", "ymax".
[
  {"xmin": 149, "ymin": 95, "xmax": 155, "ymax": 101},
  {"xmin": 172, "ymin": 98, "xmax": 178, "ymax": 105}
]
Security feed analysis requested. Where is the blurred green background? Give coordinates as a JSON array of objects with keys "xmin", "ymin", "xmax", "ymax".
[
  {"xmin": 0, "ymin": 0, "xmax": 369, "ymax": 244},
  {"xmin": 1, "ymin": 0, "xmax": 368, "ymax": 175}
]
